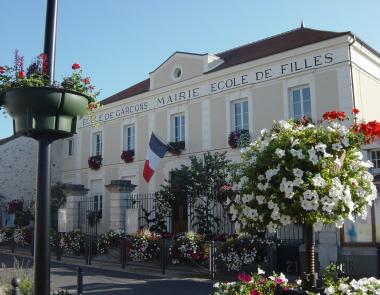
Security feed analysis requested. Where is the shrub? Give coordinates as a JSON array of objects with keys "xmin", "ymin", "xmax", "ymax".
[
  {"xmin": 63, "ymin": 231, "xmax": 85, "ymax": 255},
  {"xmin": 170, "ymin": 232, "xmax": 207, "ymax": 265},
  {"xmin": 129, "ymin": 229, "xmax": 161, "ymax": 262}
]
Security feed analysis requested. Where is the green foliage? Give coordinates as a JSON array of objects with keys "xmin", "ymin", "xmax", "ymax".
[{"xmin": 155, "ymin": 152, "xmax": 233, "ymax": 235}]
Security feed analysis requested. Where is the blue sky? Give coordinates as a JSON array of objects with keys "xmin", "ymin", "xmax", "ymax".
[{"xmin": 1, "ymin": 0, "xmax": 380, "ymax": 139}]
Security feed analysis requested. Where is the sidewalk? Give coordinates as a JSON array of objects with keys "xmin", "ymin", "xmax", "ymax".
[{"xmin": 0, "ymin": 247, "xmax": 211, "ymax": 280}]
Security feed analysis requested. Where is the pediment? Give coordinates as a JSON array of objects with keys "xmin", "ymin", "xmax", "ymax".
[{"xmin": 149, "ymin": 52, "xmax": 223, "ymax": 90}]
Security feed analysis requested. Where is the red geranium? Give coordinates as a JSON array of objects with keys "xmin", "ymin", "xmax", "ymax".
[
  {"xmin": 82, "ymin": 77, "xmax": 90, "ymax": 84},
  {"xmin": 71, "ymin": 63, "xmax": 80, "ymax": 70},
  {"xmin": 322, "ymin": 111, "xmax": 346, "ymax": 121},
  {"xmin": 352, "ymin": 108, "xmax": 360, "ymax": 115},
  {"xmin": 17, "ymin": 71, "xmax": 26, "ymax": 79},
  {"xmin": 0, "ymin": 66, "xmax": 5, "ymax": 74}
]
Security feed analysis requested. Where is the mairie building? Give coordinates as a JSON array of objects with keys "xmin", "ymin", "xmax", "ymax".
[{"xmin": 58, "ymin": 26, "xmax": 380, "ymax": 276}]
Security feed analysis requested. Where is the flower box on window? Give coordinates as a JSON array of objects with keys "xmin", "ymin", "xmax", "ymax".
[
  {"xmin": 169, "ymin": 141, "xmax": 185, "ymax": 155},
  {"xmin": 88, "ymin": 155, "xmax": 102, "ymax": 170},
  {"xmin": 228, "ymin": 129, "xmax": 251, "ymax": 149},
  {"xmin": 121, "ymin": 150, "xmax": 134, "ymax": 163}
]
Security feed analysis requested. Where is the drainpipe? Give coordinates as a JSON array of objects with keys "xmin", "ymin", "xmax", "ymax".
[{"xmin": 348, "ymin": 35, "xmax": 357, "ymax": 112}]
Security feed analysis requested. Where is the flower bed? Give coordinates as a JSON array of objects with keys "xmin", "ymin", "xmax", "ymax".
[
  {"xmin": 0, "ymin": 227, "xmax": 13, "ymax": 244},
  {"xmin": 97, "ymin": 229, "xmax": 125, "ymax": 255},
  {"xmin": 170, "ymin": 232, "xmax": 208, "ymax": 265},
  {"xmin": 5, "ymin": 199, "xmax": 23, "ymax": 214},
  {"xmin": 129, "ymin": 229, "xmax": 161, "ymax": 262},
  {"xmin": 13, "ymin": 228, "xmax": 32, "ymax": 246},
  {"xmin": 218, "ymin": 233, "xmax": 270, "ymax": 272},
  {"xmin": 213, "ymin": 268, "xmax": 293, "ymax": 295},
  {"xmin": 62, "ymin": 230, "xmax": 85, "ymax": 255}
]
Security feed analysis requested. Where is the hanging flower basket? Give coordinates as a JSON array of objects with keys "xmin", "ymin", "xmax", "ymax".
[
  {"xmin": 3, "ymin": 87, "xmax": 91, "ymax": 139},
  {"xmin": 88, "ymin": 155, "xmax": 102, "ymax": 170},
  {"xmin": 228, "ymin": 129, "xmax": 251, "ymax": 149},
  {"xmin": 0, "ymin": 52, "xmax": 99, "ymax": 140},
  {"xmin": 121, "ymin": 150, "xmax": 134, "ymax": 163},
  {"xmin": 169, "ymin": 141, "xmax": 185, "ymax": 155}
]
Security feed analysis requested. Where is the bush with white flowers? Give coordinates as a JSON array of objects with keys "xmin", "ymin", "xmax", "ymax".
[
  {"xmin": 218, "ymin": 233, "xmax": 270, "ymax": 272},
  {"xmin": 228, "ymin": 111, "xmax": 379, "ymax": 233}
]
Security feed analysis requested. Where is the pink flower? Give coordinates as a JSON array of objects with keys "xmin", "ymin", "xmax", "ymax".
[
  {"xmin": 237, "ymin": 273, "xmax": 252, "ymax": 283},
  {"xmin": 0, "ymin": 66, "xmax": 5, "ymax": 74},
  {"xmin": 72, "ymin": 63, "xmax": 80, "ymax": 70},
  {"xmin": 251, "ymin": 289, "xmax": 260, "ymax": 295},
  {"xmin": 275, "ymin": 278, "xmax": 283, "ymax": 284}
]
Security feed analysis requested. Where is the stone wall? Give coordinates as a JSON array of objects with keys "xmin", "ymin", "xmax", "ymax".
[{"xmin": 0, "ymin": 136, "xmax": 63, "ymax": 202}]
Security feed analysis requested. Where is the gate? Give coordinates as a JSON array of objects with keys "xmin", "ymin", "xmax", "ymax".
[
  {"xmin": 275, "ymin": 224, "xmax": 304, "ymax": 276},
  {"xmin": 79, "ymin": 194, "xmax": 100, "ymax": 264}
]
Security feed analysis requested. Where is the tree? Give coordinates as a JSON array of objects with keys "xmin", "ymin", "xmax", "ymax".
[{"xmin": 155, "ymin": 152, "xmax": 232, "ymax": 236}]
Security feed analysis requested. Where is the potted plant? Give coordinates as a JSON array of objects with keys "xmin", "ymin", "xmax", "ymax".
[
  {"xmin": 0, "ymin": 50, "xmax": 99, "ymax": 139},
  {"xmin": 229, "ymin": 109, "xmax": 380, "ymax": 292},
  {"xmin": 88, "ymin": 155, "xmax": 103, "ymax": 170},
  {"xmin": 121, "ymin": 150, "xmax": 134, "ymax": 163},
  {"xmin": 228, "ymin": 129, "xmax": 251, "ymax": 149},
  {"xmin": 168, "ymin": 141, "xmax": 185, "ymax": 155}
]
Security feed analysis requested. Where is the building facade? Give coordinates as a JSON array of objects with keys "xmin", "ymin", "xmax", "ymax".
[
  {"xmin": 61, "ymin": 27, "xmax": 380, "ymax": 275},
  {"xmin": 0, "ymin": 135, "xmax": 63, "ymax": 226}
]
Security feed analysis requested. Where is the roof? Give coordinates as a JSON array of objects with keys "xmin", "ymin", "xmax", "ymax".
[{"xmin": 102, "ymin": 27, "xmax": 351, "ymax": 105}]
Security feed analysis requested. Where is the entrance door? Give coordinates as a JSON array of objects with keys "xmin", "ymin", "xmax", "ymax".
[{"xmin": 170, "ymin": 171, "xmax": 188, "ymax": 233}]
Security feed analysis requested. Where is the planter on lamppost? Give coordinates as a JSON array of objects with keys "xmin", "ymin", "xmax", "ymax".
[
  {"xmin": 3, "ymin": 87, "xmax": 91, "ymax": 139},
  {"xmin": 227, "ymin": 111, "xmax": 380, "ymax": 293}
]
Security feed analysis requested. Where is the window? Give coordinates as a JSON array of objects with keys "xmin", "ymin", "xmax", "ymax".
[
  {"xmin": 67, "ymin": 139, "xmax": 73, "ymax": 156},
  {"xmin": 94, "ymin": 195, "xmax": 103, "ymax": 219},
  {"xmin": 92, "ymin": 132, "xmax": 102, "ymax": 156},
  {"xmin": 123, "ymin": 125, "xmax": 135, "ymax": 151},
  {"xmin": 342, "ymin": 196, "xmax": 380, "ymax": 245},
  {"xmin": 171, "ymin": 113, "xmax": 185, "ymax": 142},
  {"xmin": 231, "ymin": 99, "xmax": 249, "ymax": 131},
  {"xmin": 290, "ymin": 86, "xmax": 311, "ymax": 121}
]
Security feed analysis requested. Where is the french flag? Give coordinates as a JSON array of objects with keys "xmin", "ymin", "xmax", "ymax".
[{"xmin": 143, "ymin": 133, "xmax": 169, "ymax": 182}]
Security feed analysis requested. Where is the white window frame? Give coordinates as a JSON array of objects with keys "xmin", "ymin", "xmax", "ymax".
[
  {"xmin": 371, "ymin": 150, "xmax": 380, "ymax": 175},
  {"xmin": 289, "ymin": 85, "xmax": 312, "ymax": 121},
  {"xmin": 67, "ymin": 139, "xmax": 74, "ymax": 157},
  {"xmin": 171, "ymin": 113, "xmax": 185, "ymax": 142},
  {"xmin": 123, "ymin": 124, "xmax": 135, "ymax": 151},
  {"xmin": 231, "ymin": 98, "xmax": 249, "ymax": 131},
  {"xmin": 92, "ymin": 131, "xmax": 102, "ymax": 156}
]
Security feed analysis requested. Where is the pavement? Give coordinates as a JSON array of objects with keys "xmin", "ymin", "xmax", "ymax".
[{"xmin": 0, "ymin": 248, "xmax": 215, "ymax": 294}]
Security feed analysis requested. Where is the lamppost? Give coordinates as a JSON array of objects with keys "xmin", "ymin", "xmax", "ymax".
[{"xmin": 34, "ymin": 0, "xmax": 58, "ymax": 294}]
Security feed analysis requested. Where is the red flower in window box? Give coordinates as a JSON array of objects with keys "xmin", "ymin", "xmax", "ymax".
[
  {"xmin": 228, "ymin": 129, "xmax": 251, "ymax": 149},
  {"xmin": 88, "ymin": 155, "xmax": 102, "ymax": 170},
  {"xmin": 5, "ymin": 199, "xmax": 24, "ymax": 214},
  {"xmin": 121, "ymin": 150, "xmax": 135, "ymax": 163}
]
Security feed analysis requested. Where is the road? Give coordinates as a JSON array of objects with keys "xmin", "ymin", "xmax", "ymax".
[{"xmin": 0, "ymin": 253, "xmax": 214, "ymax": 294}]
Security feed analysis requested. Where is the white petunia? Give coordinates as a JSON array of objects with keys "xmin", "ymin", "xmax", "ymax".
[
  {"xmin": 301, "ymin": 190, "xmax": 319, "ymax": 211},
  {"xmin": 267, "ymin": 221, "xmax": 278, "ymax": 233},
  {"xmin": 268, "ymin": 200, "xmax": 276, "ymax": 210},
  {"xmin": 275, "ymin": 148, "xmax": 286, "ymax": 158},
  {"xmin": 312, "ymin": 174, "xmax": 326, "ymax": 188},
  {"xmin": 280, "ymin": 215, "xmax": 291, "ymax": 225},
  {"xmin": 293, "ymin": 168, "xmax": 304, "ymax": 179},
  {"xmin": 332, "ymin": 143, "xmax": 342, "ymax": 151},
  {"xmin": 290, "ymin": 148, "xmax": 305, "ymax": 159},
  {"xmin": 315, "ymin": 142, "xmax": 327, "ymax": 153},
  {"xmin": 256, "ymin": 195, "xmax": 265, "ymax": 205}
]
